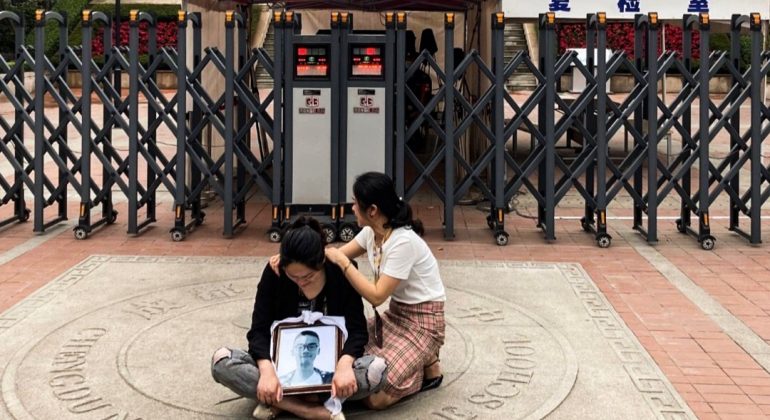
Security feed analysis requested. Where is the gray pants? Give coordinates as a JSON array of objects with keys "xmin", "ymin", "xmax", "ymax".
[{"xmin": 211, "ymin": 347, "xmax": 387, "ymax": 401}]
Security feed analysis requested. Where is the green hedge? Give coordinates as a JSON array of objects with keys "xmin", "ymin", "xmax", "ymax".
[
  {"xmin": 709, "ymin": 33, "xmax": 752, "ymax": 71},
  {"xmin": 0, "ymin": 0, "xmax": 37, "ymax": 56},
  {"xmin": 22, "ymin": 0, "xmax": 91, "ymax": 57}
]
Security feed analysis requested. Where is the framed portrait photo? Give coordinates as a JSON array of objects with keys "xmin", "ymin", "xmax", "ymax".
[{"xmin": 272, "ymin": 322, "xmax": 342, "ymax": 395}]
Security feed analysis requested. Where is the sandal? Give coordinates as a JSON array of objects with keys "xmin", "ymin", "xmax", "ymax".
[
  {"xmin": 252, "ymin": 403, "xmax": 277, "ymax": 420},
  {"xmin": 420, "ymin": 357, "xmax": 443, "ymax": 392},
  {"xmin": 420, "ymin": 374, "xmax": 443, "ymax": 392}
]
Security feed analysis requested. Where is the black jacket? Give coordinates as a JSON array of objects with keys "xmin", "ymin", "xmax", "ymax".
[{"xmin": 247, "ymin": 262, "xmax": 368, "ymax": 362}]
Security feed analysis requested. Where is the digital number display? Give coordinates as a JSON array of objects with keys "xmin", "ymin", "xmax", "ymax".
[
  {"xmin": 351, "ymin": 45, "xmax": 383, "ymax": 77},
  {"xmin": 295, "ymin": 45, "xmax": 329, "ymax": 78}
]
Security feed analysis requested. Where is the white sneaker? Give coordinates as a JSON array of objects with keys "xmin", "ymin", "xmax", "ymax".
[{"xmin": 252, "ymin": 403, "xmax": 276, "ymax": 420}]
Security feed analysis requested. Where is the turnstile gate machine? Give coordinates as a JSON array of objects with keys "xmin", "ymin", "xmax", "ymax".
[
  {"xmin": 337, "ymin": 13, "xmax": 395, "ymax": 242},
  {"xmin": 269, "ymin": 11, "xmax": 340, "ymax": 243}
]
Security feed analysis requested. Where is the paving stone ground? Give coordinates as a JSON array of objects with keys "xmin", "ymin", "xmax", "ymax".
[
  {"xmin": 2, "ymin": 95, "xmax": 770, "ymax": 419},
  {"xmin": 0, "ymin": 256, "xmax": 696, "ymax": 419}
]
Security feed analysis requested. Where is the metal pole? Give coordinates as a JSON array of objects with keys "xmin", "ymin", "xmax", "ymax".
[
  {"xmin": 224, "ymin": 11, "xmax": 235, "ymax": 236},
  {"xmin": 584, "ymin": 13, "xmax": 596, "ymax": 228},
  {"xmin": 698, "ymin": 13, "xmax": 713, "ymax": 246},
  {"xmin": 33, "ymin": 10, "xmax": 45, "ymax": 232},
  {"xmin": 544, "ymin": 12, "xmax": 556, "ymax": 241},
  {"xmin": 128, "ymin": 10, "xmax": 139, "ymax": 234},
  {"xmin": 395, "ymin": 13, "xmax": 406, "ymax": 198},
  {"xmin": 595, "ymin": 12, "xmax": 609, "ymax": 242},
  {"xmin": 444, "ymin": 13, "xmax": 456, "ymax": 240},
  {"xmin": 174, "ymin": 11, "xmax": 188, "ymax": 236},
  {"xmin": 749, "ymin": 13, "xmax": 762, "ymax": 244},
  {"xmin": 646, "ymin": 12, "xmax": 659, "ymax": 243},
  {"xmin": 114, "ymin": 0, "xmax": 121, "ymax": 100}
]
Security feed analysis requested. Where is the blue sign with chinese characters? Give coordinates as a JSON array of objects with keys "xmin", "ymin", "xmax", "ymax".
[
  {"xmin": 503, "ymin": 0, "xmax": 764, "ymax": 20},
  {"xmin": 617, "ymin": 0, "xmax": 641, "ymax": 13},
  {"xmin": 549, "ymin": 0, "xmax": 571, "ymax": 12},
  {"xmin": 687, "ymin": 0, "xmax": 709, "ymax": 12}
]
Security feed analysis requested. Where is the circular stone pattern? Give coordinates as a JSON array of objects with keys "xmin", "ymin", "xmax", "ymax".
[{"xmin": 4, "ymin": 279, "xmax": 576, "ymax": 419}]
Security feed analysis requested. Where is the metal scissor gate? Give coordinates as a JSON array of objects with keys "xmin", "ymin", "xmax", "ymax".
[{"xmin": 1, "ymin": 7, "xmax": 769, "ymax": 249}]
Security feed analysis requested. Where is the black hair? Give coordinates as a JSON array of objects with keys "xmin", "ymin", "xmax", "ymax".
[
  {"xmin": 353, "ymin": 172, "xmax": 424, "ymax": 236},
  {"xmin": 297, "ymin": 330, "xmax": 320, "ymax": 341},
  {"xmin": 279, "ymin": 216, "xmax": 326, "ymax": 271}
]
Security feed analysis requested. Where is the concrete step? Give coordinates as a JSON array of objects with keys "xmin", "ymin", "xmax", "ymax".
[
  {"xmin": 504, "ymin": 19, "xmax": 536, "ymax": 91},
  {"xmin": 255, "ymin": 26, "xmax": 275, "ymax": 88}
]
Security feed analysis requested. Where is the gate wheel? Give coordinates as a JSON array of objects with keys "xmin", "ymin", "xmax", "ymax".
[
  {"xmin": 700, "ymin": 236, "xmax": 716, "ymax": 251},
  {"xmin": 107, "ymin": 211, "xmax": 118, "ymax": 225},
  {"xmin": 268, "ymin": 228, "xmax": 282, "ymax": 243},
  {"xmin": 73, "ymin": 227, "xmax": 88, "ymax": 240},
  {"xmin": 597, "ymin": 234, "xmax": 612, "ymax": 249},
  {"xmin": 494, "ymin": 231, "xmax": 509, "ymax": 246},
  {"xmin": 20, "ymin": 208, "xmax": 31, "ymax": 222},
  {"xmin": 321, "ymin": 225, "xmax": 337, "ymax": 244},
  {"xmin": 339, "ymin": 224, "xmax": 357, "ymax": 242},
  {"xmin": 171, "ymin": 229, "xmax": 185, "ymax": 242}
]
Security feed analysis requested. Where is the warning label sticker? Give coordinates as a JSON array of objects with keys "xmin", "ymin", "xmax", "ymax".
[
  {"xmin": 299, "ymin": 108, "xmax": 326, "ymax": 114},
  {"xmin": 353, "ymin": 107, "xmax": 380, "ymax": 114}
]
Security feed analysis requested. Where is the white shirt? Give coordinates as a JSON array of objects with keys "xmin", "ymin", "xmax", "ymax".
[
  {"xmin": 354, "ymin": 226, "xmax": 446, "ymax": 304},
  {"xmin": 279, "ymin": 369, "xmax": 323, "ymax": 386}
]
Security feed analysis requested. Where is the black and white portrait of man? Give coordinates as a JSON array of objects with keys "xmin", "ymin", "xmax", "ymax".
[{"xmin": 276, "ymin": 327, "xmax": 336, "ymax": 388}]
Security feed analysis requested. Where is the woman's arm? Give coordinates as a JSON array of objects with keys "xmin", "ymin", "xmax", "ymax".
[
  {"xmin": 336, "ymin": 239, "xmax": 366, "ymax": 259},
  {"xmin": 325, "ymin": 247, "xmax": 400, "ymax": 307}
]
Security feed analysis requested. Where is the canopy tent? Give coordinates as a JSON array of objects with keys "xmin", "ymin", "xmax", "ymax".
[{"xmin": 226, "ymin": 0, "xmax": 482, "ymax": 11}]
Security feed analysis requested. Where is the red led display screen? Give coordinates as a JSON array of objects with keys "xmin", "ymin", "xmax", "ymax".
[
  {"xmin": 295, "ymin": 45, "xmax": 330, "ymax": 78},
  {"xmin": 351, "ymin": 45, "xmax": 384, "ymax": 77}
]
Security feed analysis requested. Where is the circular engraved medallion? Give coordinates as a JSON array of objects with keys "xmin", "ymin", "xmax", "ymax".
[{"xmin": 3, "ymin": 276, "xmax": 576, "ymax": 419}]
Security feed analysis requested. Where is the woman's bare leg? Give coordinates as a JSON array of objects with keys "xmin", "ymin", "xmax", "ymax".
[{"xmin": 424, "ymin": 359, "xmax": 441, "ymax": 379}]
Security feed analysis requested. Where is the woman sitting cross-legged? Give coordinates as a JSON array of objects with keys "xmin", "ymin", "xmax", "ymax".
[
  {"xmin": 211, "ymin": 217, "xmax": 388, "ymax": 420},
  {"xmin": 324, "ymin": 171, "xmax": 446, "ymax": 410}
]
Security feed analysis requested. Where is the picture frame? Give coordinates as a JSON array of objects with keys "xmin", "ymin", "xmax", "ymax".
[{"xmin": 272, "ymin": 322, "xmax": 342, "ymax": 395}]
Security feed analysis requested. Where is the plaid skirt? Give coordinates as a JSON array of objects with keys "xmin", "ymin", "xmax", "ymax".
[{"xmin": 364, "ymin": 300, "xmax": 445, "ymax": 399}]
